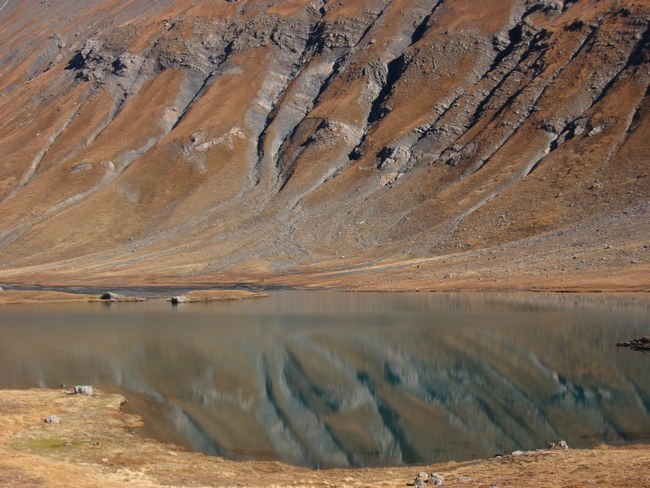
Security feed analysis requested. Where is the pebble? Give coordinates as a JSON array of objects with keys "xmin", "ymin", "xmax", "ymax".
[{"xmin": 44, "ymin": 415, "xmax": 61, "ymax": 423}]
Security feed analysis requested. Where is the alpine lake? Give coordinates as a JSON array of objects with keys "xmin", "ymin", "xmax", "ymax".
[{"xmin": 1, "ymin": 291, "xmax": 648, "ymax": 468}]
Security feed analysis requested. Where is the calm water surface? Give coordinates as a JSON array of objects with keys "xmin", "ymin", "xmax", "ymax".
[{"xmin": 0, "ymin": 291, "xmax": 649, "ymax": 468}]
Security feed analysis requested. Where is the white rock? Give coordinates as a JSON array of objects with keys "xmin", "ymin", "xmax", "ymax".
[{"xmin": 74, "ymin": 385, "xmax": 93, "ymax": 395}]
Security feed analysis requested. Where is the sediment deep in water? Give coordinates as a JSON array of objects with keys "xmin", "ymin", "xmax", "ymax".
[{"xmin": 0, "ymin": 292, "xmax": 649, "ymax": 468}]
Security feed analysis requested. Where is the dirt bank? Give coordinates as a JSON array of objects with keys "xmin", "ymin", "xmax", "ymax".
[
  {"xmin": 0, "ymin": 389, "xmax": 648, "ymax": 487},
  {"xmin": 0, "ymin": 289, "xmax": 267, "ymax": 305}
]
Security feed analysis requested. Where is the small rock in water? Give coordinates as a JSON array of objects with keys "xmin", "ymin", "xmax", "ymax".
[
  {"xmin": 170, "ymin": 295, "xmax": 188, "ymax": 304},
  {"xmin": 74, "ymin": 385, "xmax": 93, "ymax": 395},
  {"xmin": 617, "ymin": 336, "xmax": 650, "ymax": 351},
  {"xmin": 430, "ymin": 473, "xmax": 444, "ymax": 486},
  {"xmin": 548, "ymin": 440, "xmax": 569, "ymax": 450},
  {"xmin": 44, "ymin": 415, "xmax": 61, "ymax": 423}
]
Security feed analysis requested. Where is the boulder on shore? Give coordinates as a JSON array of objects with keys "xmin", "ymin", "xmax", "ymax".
[{"xmin": 100, "ymin": 292, "xmax": 122, "ymax": 300}]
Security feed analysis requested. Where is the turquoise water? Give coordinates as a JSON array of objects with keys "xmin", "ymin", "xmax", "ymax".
[{"xmin": 0, "ymin": 291, "xmax": 648, "ymax": 467}]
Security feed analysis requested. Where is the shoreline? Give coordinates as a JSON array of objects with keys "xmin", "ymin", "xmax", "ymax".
[
  {"xmin": 0, "ymin": 288, "xmax": 270, "ymax": 305},
  {"xmin": 1, "ymin": 283, "xmax": 650, "ymax": 300},
  {"xmin": 0, "ymin": 388, "xmax": 648, "ymax": 487}
]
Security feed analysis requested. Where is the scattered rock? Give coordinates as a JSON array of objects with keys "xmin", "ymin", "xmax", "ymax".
[
  {"xmin": 430, "ymin": 473, "xmax": 444, "ymax": 486},
  {"xmin": 113, "ymin": 52, "xmax": 143, "ymax": 77},
  {"xmin": 44, "ymin": 415, "xmax": 61, "ymax": 423},
  {"xmin": 549, "ymin": 440, "xmax": 569, "ymax": 450},
  {"xmin": 377, "ymin": 146, "xmax": 410, "ymax": 171},
  {"xmin": 617, "ymin": 336, "xmax": 650, "ymax": 351},
  {"xmin": 170, "ymin": 295, "xmax": 189, "ymax": 304},
  {"xmin": 71, "ymin": 162, "xmax": 93, "ymax": 173},
  {"xmin": 542, "ymin": 117, "xmax": 564, "ymax": 134},
  {"xmin": 512, "ymin": 450, "xmax": 527, "ymax": 456},
  {"xmin": 588, "ymin": 180, "xmax": 602, "ymax": 190},
  {"xmin": 74, "ymin": 385, "xmax": 93, "ymax": 395},
  {"xmin": 413, "ymin": 477, "xmax": 426, "ymax": 488},
  {"xmin": 458, "ymin": 476, "xmax": 472, "ymax": 483},
  {"xmin": 587, "ymin": 124, "xmax": 603, "ymax": 137}
]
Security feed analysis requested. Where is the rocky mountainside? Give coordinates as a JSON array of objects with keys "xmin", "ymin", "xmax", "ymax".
[{"xmin": 0, "ymin": 0, "xmax": 648, "ymax": 289}]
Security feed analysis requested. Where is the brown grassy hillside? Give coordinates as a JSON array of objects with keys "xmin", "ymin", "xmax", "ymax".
[{"xmin": 0, "ymin": 0, "xmax": 648, "ymax": 289}]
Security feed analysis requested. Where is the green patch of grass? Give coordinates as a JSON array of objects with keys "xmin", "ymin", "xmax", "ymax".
[{"xmin": 11, "ymin": 437, "xmax": 79, "ymax": 452}]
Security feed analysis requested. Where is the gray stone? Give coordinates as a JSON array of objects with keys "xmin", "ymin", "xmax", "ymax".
[
  {"xmin": 71, "ymin": 163, "xmax": 93, "ymax": 173},
  {"xmin": 430, "ymin": 473, "xmax": 444, "ymax": 486},
  {"xmin": 548, "ymin": 440, "xmax": 569, "ymax": 450},
  {"xmin": 74, "ymin": 385, "xmax": 93, "ymax": 395},
  {"xmin": 44, "ymin": 415, "xmax": 61, "ymax": 423},
  {"xmin": 587, "ymin": 124, "xmax": 603, "ymax": 137}
]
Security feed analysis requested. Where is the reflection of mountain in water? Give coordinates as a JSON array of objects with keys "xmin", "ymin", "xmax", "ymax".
[{"xmin": 0, "ymin": 292, "xmax": 649, "ymax": 467}]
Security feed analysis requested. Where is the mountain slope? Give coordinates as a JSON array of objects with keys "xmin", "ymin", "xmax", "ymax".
[{"xmin": 0, "ymin": 0, "xmax": 648, "ymax": 289}]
